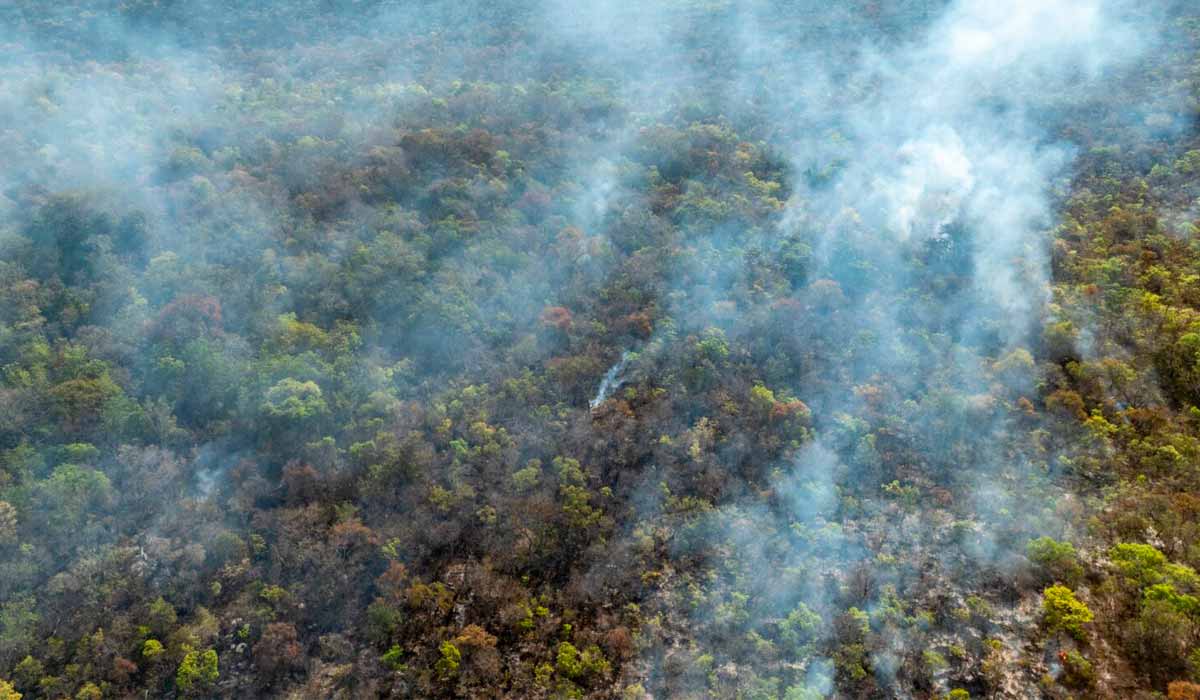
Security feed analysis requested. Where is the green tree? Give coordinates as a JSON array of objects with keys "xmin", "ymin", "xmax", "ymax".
[
  {"xmin": 381, "ymin": 645, "xmax": 404, "ymax": 671},
  {"xmin": 434, "ymin": 641, "xmax": 460, "ymax": 680},
  {"xmin": 262, "ymin": 378, "xmax": 328, "ymax": 422},
  {"xmin": 783, "ymin": 685, "xmax": 824, "ymax": 700},
  {"xmin": 0, "ymin": 503, "xmax": 16, "ymax": 545},
  {"xmin": 1111, "ymin": 542, "xmax": 1168, "ymax": 587},
  {"xmin": 11, "ymin": 656, "xmax": 40, "ymax": 690},
  {"xmin": 1027, "ymin": 537, "xmax": 1083, "ymax": 584},
  {"xmin": 556, "ymin": 641, "xmax": 583, "ymax": 679},
  {"xmin": 0, "ymin": 597, "xmax": 38, "ymax": 668},
  {"xmin": 778, "ymin": 603, "xmax": 821, "ymax": 654},
  {"xmin": 0, "ymin": 679, "xmax": 20, "ymax": 700},
  {"xmin": 176, "ymin": 648, "xmax": 218, "ymax": 694},
  {"xmin": 142, "ymin": 639, "xmax": 165, "ymax": 661},
  {"xmin": 147, "ymin": 597, "xmax": 177, "ymax": 636},
  {"xmin": 1042, "ymin": 585, "xmax": 1093, "ymax": 639}
]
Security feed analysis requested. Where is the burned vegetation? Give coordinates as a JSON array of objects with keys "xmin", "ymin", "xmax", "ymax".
[{"xmin": 2, "ymin": 1, "xmax": 1200, "ymax": 698}]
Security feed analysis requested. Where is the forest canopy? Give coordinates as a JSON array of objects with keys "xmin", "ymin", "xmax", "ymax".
[{"xmin": 2, "ymin": 0, "xmax": 1200, "ymax": 698}]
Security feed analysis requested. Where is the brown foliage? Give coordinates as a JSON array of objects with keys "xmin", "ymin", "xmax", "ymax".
[
  {"xmin": 281, "ymin": 461, "xmax": 321, "ymax": 506},
  {"xmin": 150, "ymin": 294, "xmax": 223, "ymax": 341},
  {"xmin": 376, "ymin": 561, "xmax": 409, "ymax": 604},
  {"xmin": 253, "ymin": 622, "xmax": 305, "ymax": 678},
  {"xmin": 603, "ymin": 626, "xmax": 634, "ymax": 661},
  {"xmin": 540, "ymin": 306, "xmax": 574, "ymax": 331},
  {"xmin": 1045, "ymin": 388, "xmax": 1087, "ymax": 420},
  {"xmin": 329, "ymin": 518, "xmax": 378, "ymax": 558},
  {"xmin": 112, "ymin": 657, "xmax": 138, "ymax": 684},
  {"xmin": 454, "ymin": 625, "xmax": 497, "ymax": 648}
]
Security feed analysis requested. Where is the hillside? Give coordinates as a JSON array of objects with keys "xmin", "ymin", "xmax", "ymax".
[{"xmin": 2, "ymin": 1, "xmax": 1200, "ymax": 698}]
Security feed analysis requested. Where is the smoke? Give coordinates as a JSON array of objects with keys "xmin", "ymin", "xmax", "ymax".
[
  {"xmin": 566, "ymin": 0, "xmax": 1169, "ymax": 694},
  {"xmin": 791, "ymin": 0, "xmax": 1153, "ymax": 341},
  {"xmin": 0, "ymin": 0, "xmax": 1186, "ymax": 697},
  {"xmin": 590, "ymin": 351, "xmax": 632, "ymax": 409}
]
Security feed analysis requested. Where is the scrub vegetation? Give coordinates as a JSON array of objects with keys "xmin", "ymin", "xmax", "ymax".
[{"xmin": 1, "ymin": 0, "xmax": 1200, "ymax": 697}]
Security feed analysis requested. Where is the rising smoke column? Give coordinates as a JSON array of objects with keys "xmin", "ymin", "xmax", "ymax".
[
  {"xmin": 590, "ymin": 0, "xmax": 1165, "ymax": 695},
  {"xmin": 770, "ymin": 0, "xmax": 1154, "ymax": 690}
]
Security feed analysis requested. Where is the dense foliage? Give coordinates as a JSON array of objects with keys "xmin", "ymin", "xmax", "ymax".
[{"xmin": 2, "ymin": 1, "xmax": 1200, "ymax": 698}]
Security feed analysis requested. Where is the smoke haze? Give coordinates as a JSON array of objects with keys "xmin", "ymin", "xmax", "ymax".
[{"xmin": 1, "ymin": 1, "xmax": 1198, "ymax": 698}]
